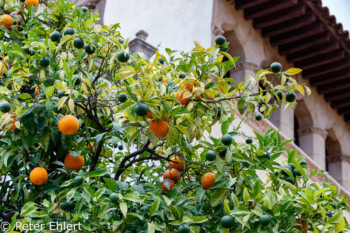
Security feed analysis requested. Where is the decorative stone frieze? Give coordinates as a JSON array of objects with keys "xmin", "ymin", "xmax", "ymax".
[
  {"xmin": 327, "ymin": 154, "xmax": 350, "ymax": 164},
  {"xmin": 298, "ymin": 126, "xmax": 328, "ymax": 139}
]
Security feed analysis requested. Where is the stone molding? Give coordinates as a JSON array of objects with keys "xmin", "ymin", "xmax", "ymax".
[
  {"xmin": 231, "ymin": 61, "xmax": 261, "ymax": 73},
  {"xmin": 298, "ymin": 126, "xmax": 328, "ymax": 139},
  {"xmin": 327, "ymin": 154, "xmax": 350, "ymax": 164}
]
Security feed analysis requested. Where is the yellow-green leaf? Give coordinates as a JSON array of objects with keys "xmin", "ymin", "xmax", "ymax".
[
  {"xmin": 58, "ymin": 96, "xmax": 68, "ymax": 110},
  {"xmin": 224, "ymin": 200, "xmax": 231, "ymax": 215},
  {"xmin": 68, "ymin": 98, "xmax": 75, "ymax": 113},
  {"xmin": 296, "ymin": 84, "xmax": 304, "ymax": 95},
  {"xmin": 285, "ymin": 68, "xmax": 302, "ymax": 75}
]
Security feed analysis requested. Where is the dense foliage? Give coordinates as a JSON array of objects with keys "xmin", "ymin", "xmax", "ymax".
[{"xmin": 0, "ymin": 0, "xmax": 349, "ymax": 232}]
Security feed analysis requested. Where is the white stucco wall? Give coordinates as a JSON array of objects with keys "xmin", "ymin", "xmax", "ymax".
[{"xmin": 104, "ymin": 0, "xmax": 213, "ymax": 52}]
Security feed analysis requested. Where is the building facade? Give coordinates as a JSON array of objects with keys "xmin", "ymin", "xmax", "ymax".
[{"xmin": 78, "ymin": 0, "xmax": 350, "ymax": 197}]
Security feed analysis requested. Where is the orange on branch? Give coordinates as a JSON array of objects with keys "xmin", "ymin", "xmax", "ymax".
[
  {"xmin": 145, "ymin": 110, "xmax": 153, "ymax": 119},
  {"xmin": 4, "ymin": 114, "xmax": 17, "ymax": 130},
  {"xmin": 58, "ymin": 115, "xmax": 80, "ymax": 135},
  {"xmin": 0, "ymin": 14, "xmax": 14, "ymax": 29},
  {"xmin": 35, "ymin": 86, "xmax": 40, "ymax": 93},
  {"xmin": 25, "ymin": 0, "xmax": 39, "ymax": 8},
  {"xmin": 169, "ymin": 156, "xmax": 184, "ymax": 171},
  {"xmin": 87, "ymin": 142, "xmax": 94, "ymax": 153},
  {"xmin": 149, "ymin": 120, "xmax": 169, "ymax": 138},
  {"xmin": 175, "ymin": 89, "xmax": 191, "ymax": 105},
  {"xmin": 163, "ymin": 168, "xmax": 181, "ymax": 183},
  {"xmin": 201, "ymin": 172, "xmax": 215, "ymax": 190},
  {"xmin": 64, "ymin": 153, "xmax": 84, "ymax": 170},
  {"xmin": 161, "ymin": 179, "xmax": 175, "ymax": 192},
  {"xmin": 29, "ymin": 167, "xmax": 48, "ymax": 185}
]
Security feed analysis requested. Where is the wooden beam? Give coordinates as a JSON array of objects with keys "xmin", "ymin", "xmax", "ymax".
[
  {"xmin": 271, "ymin": 23, "xmax": 324, "ymax": 46},
  {"xmin": 303, "ymin": 0, "xmax": 350, "ymax": 63},
  {"xmin": 338, "ymin": 108, "xmax": 350, "ymax": 115},
  {"xmin": 262, "ymin": 13, "xmax": 316, "ymax": 37},
  {"xmin": 279, "ymin": 32, "xmax": 330, "ymax": 55},
  {"xmin": 302, "ymin": 59, "xmax": 350, "ymax": 79},
  {"xmin": 310, "ymin": 68, "xmax": 350, "ymax": 86},
  {"xmin": 235, "ymin": 0, "xmax": 270, "ymax": 10},
  {"xmin": 254, "ymin": 4, "xmax": 306, "ymax": 29},
  {"xmin": 296, "ymin": 50, "xmax": 344, "ymax": 70},
  {"xmin": 344, "ymin": 115, "xmax": 350, "ymax": 122},
  {"xmin": 245, "ymin": 0, "xmax": 298, "ymax": 20},
  {"xmin": 318, "ymin": 81, "xmax": 350, "ymax": 94},
  {"xmin": 325, "ymin": 91, "xmax": 350, "ymax": 102},
  {"xmin": 332, "ymin": 101, "xmax": 350, "ymax": 109},
  {"xmin": 287, "ymin": 41, "xmax": 339, "ymax": 62}
]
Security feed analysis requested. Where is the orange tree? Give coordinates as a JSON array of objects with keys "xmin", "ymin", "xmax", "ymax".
[{"xmin": 0, "ymin": 0, "xmax": 349, "ymax": 232}]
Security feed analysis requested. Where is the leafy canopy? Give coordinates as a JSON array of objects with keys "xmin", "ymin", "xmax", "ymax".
[{"xmin": 0, "ymin": 0, "xmax": 348, "ymax": 233}]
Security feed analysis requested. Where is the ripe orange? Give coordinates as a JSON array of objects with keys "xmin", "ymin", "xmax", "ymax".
[
  {"xmin": 29, "ymin": 167, "xmax": 48, "ymax": 185},
  {"xmin": 64, "ymin": 153, "xmax": 84, "ymax": 170},
  {"xmin": 35, "ymin": 86, "xmax": 40, "ymax": 93},
  {"xmin": 162, "ymin": 77, "xmax": 167, "ymax": 83},
  {"xmin": 175, "ymin": 89, "xmax": 191, "ymax": 105},
  {"xmin": 53, "ymin": 198, "xmax": 65, "ymax": 216},
  {"xmin": 149, "ymin": 120, "xmax": 169, "ymax": 138},
  {"xmin": 123, "ymin": 116, "xmax": 128, "ymax": 123},
  {"xmin": 163, "ymin": 168, "xmax": 180, "ymax": 183},
  {"xmin": 87, "ymin": 142, "xmax": 94, "ymax": 153},
  {"xmin": 0, "ymin": 14, "xmax": 14, "ymax": 29},
  {"xmin": 4, "ymin": 114, "xmax": 17, "ymax": 130},
  {"xmin": 25, "ymin": 0, "xmax": 39, "ymax": 8},
  {"xmin": 58, "ymin": 115, "xmax": 80, "ymax": 135},
  {"xmin": 145, "ymin": 110, "xmax": 153, "ymax": 119},
  {"xmin": 179, "ymin": 80, "xmax": 198, "ymax": 91},
  {"xmin": 201, "ymin": 172, "xmax": 215, "ymax": 189},
  {"xmin": 161, "ymin": 179, "xmax": 175, "ymax": 192},
  {"xmin": 293, "ymin": 218, "xmax": 308, "ymax": 233},
  {"xmin": 169, "ymin": 156, "xmax": 184, "ymax": 171}
]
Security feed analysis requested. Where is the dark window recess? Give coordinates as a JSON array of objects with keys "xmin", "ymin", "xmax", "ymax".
[{"xmin": 294, "ymin": 115, "xmax": 300, "ymax": 146}]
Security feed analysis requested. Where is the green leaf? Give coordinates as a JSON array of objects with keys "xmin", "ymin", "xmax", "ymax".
[
  {"xmin": 58, "ymin": 96, "xmax": 68, "ymax": 110},
  {"xmin": 123, "ymin": 193, "xmax": 142, "ymax": 203},
  {"xmin": 149, "ymin": 197, "xmax": 160, "ymax": 216},
  {"xmin": 309, "ymin": 169, "xmax": 326, "ymax": 178},
  {"xmin": 147, "ymin": 222, "xmax": 156, "ymax": 233},
  {"xmin": 87, "ymin": 169, "xmax": 107, "ymax": 178},
  {"xmin": 120, "ymin": 201, "xmax": 128, "ymax": 218},
  {"xmin": 18, "ymin": 93, "xmax": 32, "ymax": 100},
  {"xmin": 224, "ymin": 200, "xmax": 231, "ymax": 215},
  {"xmin": 190, "ymin": 216, "xmax": 208, "ymax": 223},
  {"xmin": 210, "ymin": 188, "xmax": 228, "ymax": 207},
  {"xmin": 45, "ymin": 86, "xmax": 55, "ymax": 98}
]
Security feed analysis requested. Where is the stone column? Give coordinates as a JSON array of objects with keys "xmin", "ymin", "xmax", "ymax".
[
  {"xmin": 269, "ymin": 107, "xmax": 295, "ymax": 139},
  {"xmin": 327, "ymin": 154, "xmax": 350, "ymax": 190},
  {"xmin": 298, "ymin": 126, "xmax": 328, "ymax": 169}
]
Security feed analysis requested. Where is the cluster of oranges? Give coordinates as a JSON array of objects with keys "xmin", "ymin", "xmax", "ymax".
[
  {"xmin": 159, "ymin": 156, "xmax": 216, "ymax": 191},
  {"xmin": 160, "ymin": 156, "xmax": 184, "ymax": 192},
  {"xmin": 29, "ymin": 114, "xmax": 84, "ymax": 185},
  {"xmin": 0, "ymin": 0, "xmax": 39, "ymax": 29}
]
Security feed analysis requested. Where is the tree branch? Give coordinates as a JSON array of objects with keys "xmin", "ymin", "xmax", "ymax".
[{"xmin": 114, "ymin": 140, "xmax": 150, "ymax": 180}]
